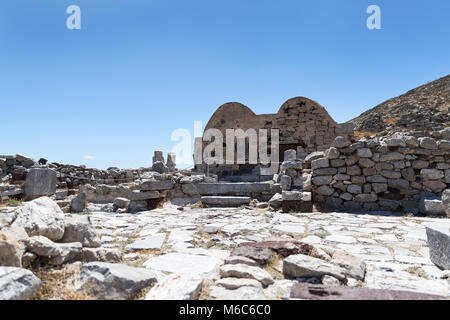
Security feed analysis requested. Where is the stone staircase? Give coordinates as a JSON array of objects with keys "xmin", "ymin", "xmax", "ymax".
[{"xmin": 197, "ymin": 182, "xmax": 281, "ymax": 207}]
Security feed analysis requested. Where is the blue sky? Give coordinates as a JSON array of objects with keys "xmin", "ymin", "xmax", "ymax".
[{"xmin": 1, "ymin": 0, "xmax": 449, "ymax": 169}]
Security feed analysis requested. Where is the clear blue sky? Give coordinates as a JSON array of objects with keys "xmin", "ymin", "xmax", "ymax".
[{"xmin": 1, "ymin": 0, "xmax": 449, "ymax": 169}]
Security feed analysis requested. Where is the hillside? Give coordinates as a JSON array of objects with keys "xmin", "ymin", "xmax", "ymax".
[{"xmin": 349, "ymin": 75, "xmax": 450, "ymax": 133}]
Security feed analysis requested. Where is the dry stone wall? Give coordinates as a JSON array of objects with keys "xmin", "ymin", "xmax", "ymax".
[{"xmin": 309, "ymin": 128, "xmax": 450, "ymax": 214}]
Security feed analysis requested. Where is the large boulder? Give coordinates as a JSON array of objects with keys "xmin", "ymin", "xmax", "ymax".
[
  {"xmin": 13, "ymin": 197, "xmax": 65, "ymax": 241},
  {"xmin": 0, "ymin": 267, "xmax": 41, "ymax": 300},
  {"xmin": 74, "ymin": 262, "xmax": 159, "ymax": 300},
  {"xmin": 24, "ymin": 168, "xmax": 56, "ymax": 200},
  {"xmin": 0, "ymin": 232, "xmax": 22, "ymax": 267},
  {"xmin": 25, "ymin": 236, "xmax": 82, "ymax": 265},
  {"xmin": 426, "ymin": 225, "xmax": 450, "ymax": 270},
  {"xmin": 60, "ymin": 215, "xmax": 101, "ymax": 248}
]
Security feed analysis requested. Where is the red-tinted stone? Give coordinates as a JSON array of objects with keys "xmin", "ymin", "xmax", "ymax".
[
  {"xmin": 239, "ymin": 241, "xmax": 312, "ymax": 258},
  {"xmin": 290, "ymin": 283, "xmax": 444, "ymax": 300}
]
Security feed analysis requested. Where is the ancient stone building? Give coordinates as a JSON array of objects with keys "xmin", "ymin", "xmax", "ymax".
[{"xmin": 195, "ymin": 97, "xmax": 354, "ymax": 181}]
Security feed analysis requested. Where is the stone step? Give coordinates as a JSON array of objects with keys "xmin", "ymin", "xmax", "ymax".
[
  {"xmin": 201, "ymin": 196, "xmax": 251, "ymax": 207},
  {"xmin": 196, "ymin": 182, "xmax": 279, "ymax": 197}
]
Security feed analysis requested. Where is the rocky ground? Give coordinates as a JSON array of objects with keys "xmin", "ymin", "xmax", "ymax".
[
  {"xmin": 349, "ymin": 74, "xmax": 450, "ymax": 134},
  {"xmin": 18, "ymin": 202, "xmax": 448, "ymax": 300}
]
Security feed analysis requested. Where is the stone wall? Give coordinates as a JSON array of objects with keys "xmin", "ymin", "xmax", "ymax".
[{"xmin": 309, "ymin": 129, "xmax": 450, "ymax": 214}]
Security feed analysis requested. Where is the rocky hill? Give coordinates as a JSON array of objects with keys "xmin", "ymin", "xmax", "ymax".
[{"xmin": 349, "ymin": 75, "xmax": 450, "ymax": 133}]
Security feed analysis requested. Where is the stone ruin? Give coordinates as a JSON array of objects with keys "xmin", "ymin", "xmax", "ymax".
[
  {"xmin": 1, "ymin": 97, "xmax": 449, "ymax": 301},
  {"xmin": 194, "ymin": 97, "xmax": 354, "ymax": 182}
]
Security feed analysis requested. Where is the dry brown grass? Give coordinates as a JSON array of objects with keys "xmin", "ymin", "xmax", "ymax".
[
  {"xmin": 32, "ymin": 266, "xmax": 91, "ymax": 300},
  {"xmin": 383, "ymin": 117, "xmax": 400, "ymax": 125},
  {"xmin": 198, "ymin": 279, "xmax": 213, "ymax": 300},
  {"xmin": 354, "ymin": 131, "xmax": 376, "ymax": 140},
  {"xmin": 264, "ymin": 253, "xmax": 284, "ymax": 281}
]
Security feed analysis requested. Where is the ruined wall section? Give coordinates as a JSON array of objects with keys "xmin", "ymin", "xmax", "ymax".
[
  {"xmin": 309, "ymin": 129, "xmax": 450, "ymax": 213},
  {"xmin": 198, "ymin": 97, "xmax": 354, "ymax": 181}
]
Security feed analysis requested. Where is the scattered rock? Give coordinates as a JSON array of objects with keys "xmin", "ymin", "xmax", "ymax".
[
  {"xmin": 426, "ymin": 225, "xmax": 450, "ymax": 270},
  {"xmin": 283, "ymin": 254, "xmax": 347, "ymax": 281},
  {"xmin": 74, "ymin": 262, "xmax": 159, "ymax": 300},
  {"xmin": 219, "ymin": 264, "xmax": 274, "ymax": 287},
  {"xmin": 13, "ymin": 197, "xmax": 65, "ymax": 241},
  {"xmin": 60, "ymin": 215, "xmax": 101, "ymax": 248},
  {"xmin": 0, "ymin": 267, "xmax": 41, "ymax": 300},
  {"xmin": 145, "ymin": 274, "xmax": 203, "ymax": 300}
]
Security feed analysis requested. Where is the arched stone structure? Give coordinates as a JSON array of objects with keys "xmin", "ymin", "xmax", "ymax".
[{"xmin": 197, "ymin": 97, "xmax": 354, "ymax": 181}]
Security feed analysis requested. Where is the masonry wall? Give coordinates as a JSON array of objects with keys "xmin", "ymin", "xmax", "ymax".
[{"xmin": 308, "ymin": 129, "xmax": 450, "ymax": 213}]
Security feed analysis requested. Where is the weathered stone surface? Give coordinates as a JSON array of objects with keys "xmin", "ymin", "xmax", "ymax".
[
  {"xmin": 311, "ymin": 158, "xmax": 330, "ymax": 170},
  {"xmin": 125, "ymin": 234, "xmax": 166, "ymax": 251},
  {"xmin": 219, "ymin": 264, "xmax": 274, "ymax": 287},
  {"xmin": 280, "ymin": 175, "xmax": 292, "ymax": 190},
  {"xmin": 421, "ymin": 169, "xmax": 444, "ymax": 180},
  {"xmin": 419, "ymin": 137, "xmax": 438, "ymax": 150},
  {"xmin": 283, "ymin": 254, "xmax": 347, "ymax": 281},
  {"xmin": 347, "ymin": 184, "xmax": 362, "ymax": 194},
  {"xmin": 290, "ymin": 283, "xmax": 444, "ymax": 300},
  {"xmin": 324, "ymin": 147, "xmax": 340, "ymax": 160},
  {"xmin": 140, "ymin": 180, "xmax": 174, "ymax": 191},
  {"xmin": 70, "ymin": 192, "xmax": 86, "ymax": 213},
  {"xmin": 239, "ymin": 241, "xmax": 312, "ymax": 258},
  {"xmin": 216, "ymin": 277, "xmax": 262, "ymax": 290},
  {"xmin": 0, "ymin": 267, "xmax": 41, "ymax": 300},
  {"xmin": 144, "ymin": 252, "xmax": 225, "ymax": 279},
  {"xmin": 24, "ymin": 168, "xmax": 56, "ymax": 200},
  {"xmin": 315, "ymin": 185, "xmax": 334, "ymax": 196},
  {"xmin": 224, "ymin": 256, "xmax": 258, "ymax": 267},
  {"xmin": 423, "ymin": 180, "xmax": 447, "ymax": 192},
  {"xmin": 195, "ymin": 182, "xmax": 273, "ymax": 196},
  {"xmin": 280, "ymin": 161, "xmax": 303, "ymax": 171},
  {"xmin": 355, "ymin": 194, "xmax": 378, "ymax": 203},
  {"xmin": 75, "ymin": 262, "xmax": 158, "ymax": 300},
  {"xmin": 388, "ymin": 179, "xmax": 409, "ymax": 190},
  {"xmin": 208, "ymin": 285, "xmax": 265, "ymax": 300},
  {"xmin": 426, "ymin": 225, "xmax": 450, "ymax": 270},
  {"xmin": 13, "ymin": 197, "xmax": 65, "ymax": 241},
  {"xmin": 0, "ymin": 232, "xmax": 22, "ymax": 267},
  {"xmin": 380, "ymin": 152, "xmax": 404, "ymax": 162},
  {"xmin": 312, "ymin": 175, "xmax": 333, "ymax": 186},
  {"xmin": 331, "ymin": 136, "xmax": 351, "ymax": 148},
  {"xmin": 331, "ymin": 251, "xmax": 366, "ymax": 280},
  {"xmin": 145, "ymin": 274, "xmax": 203, "ymax": 300},
  {"xmin": 82, "ymin": 248, "xmax": 122, "ymax": 262},
  {"xmin": 201, "ymin": 196, "xmax": 250, "ymax": 207},
  {"xmin": 113, "ymin": 197, "xmax": 130, "ymax": 210},
  {"xmin": 357, "ymin": 148, "xmax": 373, "ymax": 158},
  {"xmin": 60, "ymin": 215, "xmax": 101, "ymax": 248},
  {"xmin": 26, "ymin": 236, "xmax": 82, "ymax": 265},
  {"xmin": 268, "ymin": 193, "xmax": 282, "ymax": 209},
  {"xmin": 231, "ymin": 246, "xmax": 273, "ymax": 265},
  {"xmin": 419, "ymin": 196, "xmax": 445, "ymax": 216},
  {"xmin": 443, "ymin": 190, "xmax": 450, "ymax": 218}
]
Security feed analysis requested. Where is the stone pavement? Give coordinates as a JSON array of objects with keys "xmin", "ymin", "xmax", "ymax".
[{"xmin": 87, "ymin": 203, "xmax": 450, "ymax": 299}]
